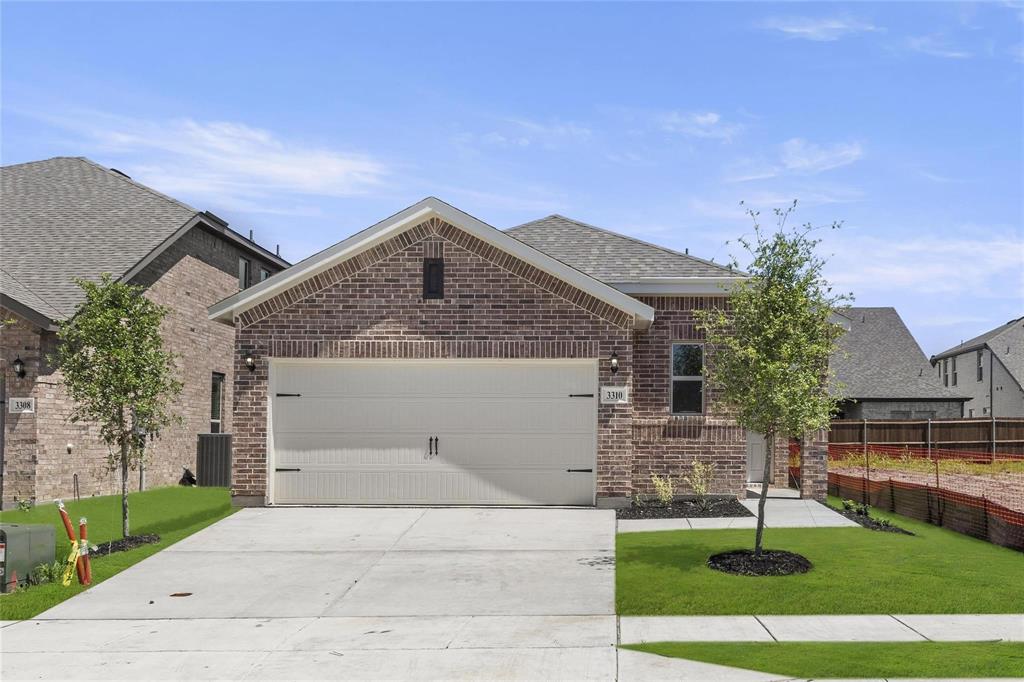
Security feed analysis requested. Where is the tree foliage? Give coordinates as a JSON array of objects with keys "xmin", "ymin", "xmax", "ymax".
[
  {"xmin": 696, "ymin": 202, "xmax": 850, "ymax": 555},
  {"xmin": 55, "ymin": 274, "xmax": 182, "ymax": 537}
]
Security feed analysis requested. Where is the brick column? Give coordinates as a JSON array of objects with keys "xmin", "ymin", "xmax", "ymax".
[{"xmin": 799, "ymin": 428, "xmax": 828, "ymax": 501}]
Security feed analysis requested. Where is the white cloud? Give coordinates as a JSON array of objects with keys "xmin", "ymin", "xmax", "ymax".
[
  {"xmin": 826, "ymin": 231, "xmax": 1024, "ymax": 298},
  {"xmin": 905, "ymin": 35, "xmax": 973, "ymax": 59},
  {"xmin": 659, "ymin": 111, "xmax": 744, "ymax": 142},
  {"xmin": 760, "ymin": 16, "xmax": 880, "ymax": 42},
  {"xmin": 725, "ymin": 138, "xmax": 864, "ymax": 182},
  {"xmin": 457, "ymin": 117, "xmax": 592, "ymax": 151},
  {"xmin": 780, "ymin": 138, "xmax": 864, "ymax": 173},
  {"xmin": 35, "ymin": 110, "xmax": 388, "ymax": 213}
]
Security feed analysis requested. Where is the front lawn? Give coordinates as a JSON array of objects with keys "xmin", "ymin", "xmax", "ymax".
[
  {"xmin": 617, "ymin": 501, "xmax": 1024, "ymax": 615},
  {"xmin": 623, "ymin": 642, "xmax": 1024, "ymax": 678},
  {"xmin": 0, "ymin": 486, "xmax": 234, "ymax": 620}
]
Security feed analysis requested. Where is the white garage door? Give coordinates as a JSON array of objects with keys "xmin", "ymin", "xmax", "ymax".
[{"xmin": 269, "ymin": 360, "xmax": 597, "ymax": 505}]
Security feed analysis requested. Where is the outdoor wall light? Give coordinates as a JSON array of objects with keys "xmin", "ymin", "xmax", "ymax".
[
  {"xmin": 12, "ymin": 356, "xmax": 25, "ymax": 378},
  {"xmin": 243, "ymin": 352, "xmax": 257, "ymax": 371},
  {"xmin": 609, "ymin": 351, "xmax": 619, "ymax": 375}
]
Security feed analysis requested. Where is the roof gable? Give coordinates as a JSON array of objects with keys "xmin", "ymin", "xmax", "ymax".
[
  {"xmin": 1, "ymin": 157, "xmax": 198, "ymax": 319},
  {"xmin": 0, "ymin": 156, "xmax": 287, "ymax": 322},
  {"xmin": 506, "ymin": 214, "xmax": 742, "ymax": 285},
  {"xmin": 932, "ymin": 316, "xmax": 1024, "ymax": 386},
  {"xmin": 832, "ymin": 307, "xmax": 966, "ymax": 401},
  {"xmin": 209, "ymin": 198, "xmax": 655, "ymax": 329}
]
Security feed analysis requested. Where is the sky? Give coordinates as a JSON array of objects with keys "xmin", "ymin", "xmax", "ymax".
[{"xmin": 2, "ymin": 1, "xmax": 1022, "ymax": 354}]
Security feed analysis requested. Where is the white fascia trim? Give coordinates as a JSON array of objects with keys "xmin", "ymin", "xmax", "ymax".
[
  {"xmin": 610, "ymin": 277, "xmax": 747, "ymax": 296},
  {"xmin": 209, "ymin": 197, "xmax": 656, "ymax": 329}
]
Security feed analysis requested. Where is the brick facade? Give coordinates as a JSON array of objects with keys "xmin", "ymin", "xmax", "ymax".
[
  {"xmin": 629, "ymin": 295, "xmax": 750, "ymax": 499},
  {"xmin": 231, "ymin": 218, "xmax": 634, "ymax": 505},
  {"xmin": 228, "ymin": 217, "xmax": 830, "ymax": 506},
  {"xmin": 1, "ymin": 225, "xmax": 282, "ymax": 508}
]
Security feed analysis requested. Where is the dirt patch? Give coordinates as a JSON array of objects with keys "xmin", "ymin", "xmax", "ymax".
[
  {"xmin": 90, "ymin": 534, "xmax": 161, "ymax": 558},
  {"xmin": 617, "ymin": 498, "xmax": 753, "ymax": 520},
  {"xmin": 708, "ymin": 549, "xmax": 812, "ymax": 576},
  {"xmin": 831, "ymin": 466, "xmax": 1024, "ymax": 514}
]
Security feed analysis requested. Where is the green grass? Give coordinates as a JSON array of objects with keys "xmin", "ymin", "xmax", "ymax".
[
  {"xmin": 0, "ymin": 486, "xmax": 235, "ymax": 620},
  {"xmin": 622, "ymin": 642, "xmax": 1024, "ymax": 678},
  {"xmin": 617, "ymin": 498, "xmax": 1024, "ymax": 615}
]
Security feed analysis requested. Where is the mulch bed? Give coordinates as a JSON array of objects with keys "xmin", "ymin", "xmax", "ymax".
[
  {"xmin": 616, "ymin": 498, "xmax": 753, "ymax": 520},
  {"xmin": 89, "ymin": 534, "xmax": 161, "ymax": 558},
  {"xmin": 833, "ymin": 507, "xmax": 914, "ymax": 535},
  {"xmin": 708, "ymin": 549, "xmax": 812, "ymax": 576}
]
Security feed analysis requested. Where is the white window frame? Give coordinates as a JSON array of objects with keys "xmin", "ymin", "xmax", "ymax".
[
  {"xmin": 670, "ymin": 341, "xmax": 704, "ymax": 415},
  {"xmin": 952, "ymin": 356, "xmax": 958, "ymax": 386},
  {"xmin": 977, "ymin": 350, "xmax": 984, "ymax": 382}
]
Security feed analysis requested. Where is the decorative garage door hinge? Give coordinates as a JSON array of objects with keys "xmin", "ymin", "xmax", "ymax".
[
  {"xmin": 568, "ymin": 393, "xmax": 594, "ymax": 398},
  {"xmin": 275, "ymin": 393, "xmax": 302, "ymax": 397},
  {"xmin": 275, "ymin": 468, "xmax": 301, "ymax": 472},
  {"xmin": 566, "ymin": 468, "xmax": 593, "ymax": 473}
]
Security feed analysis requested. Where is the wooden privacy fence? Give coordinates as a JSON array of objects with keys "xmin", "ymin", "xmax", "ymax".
[
  {"xmin": 196, "ymin": 433, "xmax": 232, "ymax": 487},
  {"xmin": 830, "ymin": 418, "xmax": 1024, "ymax": 458}
]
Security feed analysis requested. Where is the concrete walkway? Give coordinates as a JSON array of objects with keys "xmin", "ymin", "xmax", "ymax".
[
  {"xmin": 618, "ymin": 498, "xmax": 859, "ymax": 533},
  {"xmin": 620, "ymin": 614, "xmax": 1024, "ymax": 643}
]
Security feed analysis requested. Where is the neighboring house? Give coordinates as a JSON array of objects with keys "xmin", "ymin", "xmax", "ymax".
[
  {"xmin": 831, "ymin": 307, "xmax": 967, "ymax": 420},
  {"xmin": 209, "ymin": 199, "xmax": 828, "ymax": 509},
  {"xmin": 930, "ymin": 317, "xmax": 1024, "ymax": 418},
  {"xmin": 1, "ymin": 157, "xmax": 288, "ymax": 508}
]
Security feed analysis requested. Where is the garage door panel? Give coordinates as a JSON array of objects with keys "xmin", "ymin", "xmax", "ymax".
[
  {"xmin": 275, "ymin": 470, "xmax": 594, "ymax": 505},
  {"xmin": 275, "ymin": 433, "xmax": 594, "ymax": 469},
  {"xmin": 273, "ymin": 397, "xmax": 595, "ymax": 434},
  {"xmin": 270, "ymin": 361, "xmax": 597, "ymax": 505}
]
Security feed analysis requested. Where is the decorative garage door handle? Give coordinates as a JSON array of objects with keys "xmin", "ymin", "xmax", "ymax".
[{"xmin": 566, "ymin": 468, "xmax": 593, "ymax": 473}]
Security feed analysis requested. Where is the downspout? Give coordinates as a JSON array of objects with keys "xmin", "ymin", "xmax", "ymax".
[{"xmin": 990, "ymin": 347, "xmax": 995, "ymax": 458}]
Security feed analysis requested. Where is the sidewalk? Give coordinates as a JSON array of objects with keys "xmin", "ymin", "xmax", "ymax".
[
  {"xmin": 618, "ymin": 498, "xmax": 859, "ymax": 533},
  {"xmin": 619, "ymin": 614, "xmax": 1024, "ymax": 643}
]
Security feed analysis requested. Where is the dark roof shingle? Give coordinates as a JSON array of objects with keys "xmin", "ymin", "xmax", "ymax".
[
  {"xmin": 506, "ymin": 214, "xmax": 739, "ymax": 282},
  {"xmin": 0, "ymin": 157, "xmax": 198, "ymax": 319},
  {"xmin": 933, "ymin": 316, "xmax": 1023, "ymax": 387},
  {"xmin": 832, "ymin": 307, "xmax": 966, "ymax": 401}
]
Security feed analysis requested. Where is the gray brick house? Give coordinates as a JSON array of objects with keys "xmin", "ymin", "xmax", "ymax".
[
  {"xmin": 209, "ymin": 198, "xmax": 828, "ymax": 508},
  {"xmin": 1, "ymin": 157, "xmax": 287, "ymax": 508},
  {"xmin": 930, "ymin": 317, "xmax": 1024, "ymax": 418},
  {"xmin": 831, "ymin": 307, "xmax": 967, "ymax": 419}
]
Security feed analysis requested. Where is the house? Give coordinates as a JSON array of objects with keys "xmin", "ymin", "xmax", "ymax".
[
  {"xmin": 1, "ymin": 157, "xmax": 288, "ymax": 508},
  {"xmin": 930, "ymin": 317, "xmax": 1024, "ymax": 418},
  {"xmin": 831, "ymin": 307, "xmax": 967, "ymax": 420},
  {"xmin": 208, "ymin": 199, "xmax": 828, "ymax": 508}
]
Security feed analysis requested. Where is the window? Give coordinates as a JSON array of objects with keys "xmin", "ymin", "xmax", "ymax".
[
  {"xmin": 423, "ymin": 258, "xmax": 444, "ymax": 299},
  {"xmin": 671, "ymin": 343, "xmax": 703, "ymax": 414},
  {"xmin": 890, "ymin": 410, "xmax": 912, "ymax": 419},
  {"xmin": 238, "ymin": 258, "xmax": 251, "ymax": 290},
  {"xmin": 977, "ymin": 350, "xmax": 984, "ymax": 382},
  {"xmin": 951, "ymin": 357, "xmax": 958, "ymax": 386},
  {"xmin": 259, "ymin": 267, "xmax": 271, "ymax": 282},
  {"xmin": 942, "ymin": 359, "xmax": 949, "ymax": 386},
  {"xmin": 210, "ymin": 372, "xmax": 225, "ymax": 433},
  {"xmin": 969, "ymin": 408, "xmax": 975, "ymax": 418}
]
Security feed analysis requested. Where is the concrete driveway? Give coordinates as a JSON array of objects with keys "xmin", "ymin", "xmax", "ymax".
[{"xmin": 1, "ymin": 507, "xmax": 617, "ymax": 680}]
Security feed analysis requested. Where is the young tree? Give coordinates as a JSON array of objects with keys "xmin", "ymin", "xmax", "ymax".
[
  {"xmin": 696, "ymin": 202, "xmax": 849, "ymax": 557},
  {"xmin": 55, "ymin": 274, "xmax": 182, "ymax": 537}
]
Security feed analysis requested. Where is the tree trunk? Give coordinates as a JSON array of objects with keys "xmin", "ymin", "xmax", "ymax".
[
  {"xmin": 754, "ymin": 431, "xmax": 774, "ymax": 557},
  {"xmin": 120, "ymin": 438, "xmax": 130, "ymax": 538}
]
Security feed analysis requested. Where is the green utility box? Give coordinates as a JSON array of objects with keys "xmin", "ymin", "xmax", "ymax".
[{"xmin": 0, "ymin": 523, "xmax": 56, "ymax": 592}]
